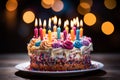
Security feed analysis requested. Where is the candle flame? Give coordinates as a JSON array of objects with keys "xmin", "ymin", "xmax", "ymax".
[
  {"xmin": 35, "ymin": 18, "xmax": 38, "ymax": 27},
  {"xmin": 58, "ymin": 18, "xmax": 61, "ymax": 26},
  {"xmin": 66, "ymin": 20, "xmax": 69, "ymax": 26},
  {"xmin": 76, "ymin": 17, "xmax": 79, "ymax": 23},
  {"xmin": 80, "ymin": 20, "xmax": 83, "ymax": 27},
  {"xmin": 73, "ymin": 18, "xmax": 76, "ymax": 25},
  {"xmin": 64, "ymin": 21, "xmax": 66, "ymax": 28},
  {"xmin": 48, "ymin": 18, "xmax": 51, "ymax": 28},
  {"xmin": 54, "ymin": 16, "xmax": 57, "ymax": 24},
  {"xmin": 77, "ymin": 20, "xmax": 79, "ymax": 27},
  {"xmin": 70, "ymin": 20, "xmax": 73, "ymax": 28},
  {"xmin": 39, "ymin": 18, "xmax": 42, "ymax": 26},
  {"xmin": 43, "ymin": 20, "xmax": 46, "ymax": 28}
]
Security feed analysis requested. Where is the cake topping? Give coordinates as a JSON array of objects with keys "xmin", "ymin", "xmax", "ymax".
[
  {"xmin": 62, "ymin": 40, "xmax": 73, "ymax": 49},
  {"xmin": 39, "ymin": 40, "xmax": 52, "ymax": 50},
  {"xmin": 82, "ymin": 40, "xmax": 89, "ymax": 46},
  {"xmin": 73, "ymin": 40, "xmax": 83, "ymax": 48},
  {"xmin": 35, "ymin": 41, "xmax": 41, "ymax": 47},
  {"xmin": 52, "ymin": 42, "xmax": 61, "ymax": 48}
]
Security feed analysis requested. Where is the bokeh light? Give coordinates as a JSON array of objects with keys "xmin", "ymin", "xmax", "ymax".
[
  {"xmin": 6, "ymin": 0, "xmax": 18, "ymax": 12},
  {"xmin": 80, "ymin": 2, "xmax": 91, "ymax": 9},
  {"xmin": 23, "ymin": 11, "xmax": 35, "ymax": 24},
  {"xmin": 104, "ymin": 0, "xmax": 117, "ymax": 10},
  {"xmin": 101, "ymin": 21, "xmax": 114, "ymax": 35},
  {"xmin": 77, "ymin": 3, "xmax": 91, "ymax": 15},
  {"xmin": 80, "ymin": 0, "xmax": 93, "ymax": 7},
  {"xmin": 41, "ymin": 0, "xmax": 55, "ymax": 9},
  {"xmin": 83, "ymin": 13, "xmax": 96, "ymax": 26},
  {"xmin": 52, "ymin": 0, "xmax": 64, "ymax": 12}
]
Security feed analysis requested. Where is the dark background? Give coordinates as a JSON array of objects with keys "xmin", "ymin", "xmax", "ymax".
[{"xmin": 0, "ymin": 0, "xmax": 120, "ymax": 53}]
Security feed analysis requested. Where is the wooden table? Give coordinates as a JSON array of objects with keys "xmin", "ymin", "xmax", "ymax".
[{"xmin": 0, "ymin": 53, "xmax": 120, "ymax": 80}]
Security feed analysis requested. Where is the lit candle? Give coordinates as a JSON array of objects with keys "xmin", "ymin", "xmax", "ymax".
[
  {"xmin": 63, "ymin": 29, "xmax": 67, "ymax": 40},
  {"xmin": 39, "ymin": 18, "xmax": 43, "ymax": 40},
  {"xmin": 80, "ymin": 20, "xmax": 83, "ymax": 37},
  {"xmin": 73, "ymin": 18, "xmax": 76, "ymax": 35},
  {"xmin": 53, "ymin": 16, "xmax": 57, "ymax": 32},
  {"xmin": 70, "ymin": 20, "xmax": 74, "ymax": 41},
  {"xmin": 57, "ymin": 18, "xmax": 61, "ymax": 39},
  {"xmin": 34, "ymin": 18, "xmax": 38, "ymax": 38},
  {"xmin": 76, "ymin": 21, "xmax": 80, "ymax": 40},
  {"xmin": 43, "ymin": 20, "xmax": 46, "ymax": 38},
  {"xmin": 65, "ymin": 20, "xmax": 69, "ymax": 33},
  {"xmin": 48, "ymin": 18, "xmax": 52, "ymax": 42}
]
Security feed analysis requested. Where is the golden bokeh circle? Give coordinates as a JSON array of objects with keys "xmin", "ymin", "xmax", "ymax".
[
  {"xmin": 77, "ymin": 3, "xmax": 91, "ymax": 15},
  {"xmin": 101, "ymin": 21, "xmax": 114, "ymax": 35},
  {"xmin": 104, "ymin": 0, "xmax": 117, "ymax": 10},
  {"xmin": 6, "ymin": 0, "xmax": 18, "ymax": 12},
  {"xmin": 83, "ymin": 13, "xmax": 96, "ymax": 26},
  {"xmin": 80, "ymin": 0, "xmax": 93, "ymax": 7},
  {"xmin": 23, "ymin": 11, "xmax": 35, "ymax": 24}
]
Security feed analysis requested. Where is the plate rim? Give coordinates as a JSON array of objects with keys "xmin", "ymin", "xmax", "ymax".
[{"xmin": 15, "ymin": 60, "xmax": 104, "ymax": 74}]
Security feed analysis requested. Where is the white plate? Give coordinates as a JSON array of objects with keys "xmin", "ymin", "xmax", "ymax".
[{"xmin": 15, "ymin": 60, "xmax": 104, "ymax": 76}]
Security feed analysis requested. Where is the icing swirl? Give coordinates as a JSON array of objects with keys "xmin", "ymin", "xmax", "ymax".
[
  {"xmin": 82, "ymin": 40, "xmax": 89, "ymax": 46},
  {"xmin": 73, "ymin": 40, "xmax": 83, "ymax": 48},
  {"xmin": 39, "ymin": 40, "xmax": 52, "ymax": 50},
  {"xmin": 62, "ymin": 40, "xmax": 73, "ymax": 49},
  {"xmin": 52, "ymin": 42, "xmax": 61, "ymax": 48}
]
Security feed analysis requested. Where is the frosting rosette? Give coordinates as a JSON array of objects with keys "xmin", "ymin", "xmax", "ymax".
[
  {"xmin": 82, "ymin": 40, "xmax": 89, "ymax": 46},
  {"xmin": 62, "ymin": 40, "xmax": 73, "ymax": 49},
  {"xmin": 73, "ymin": 40, "xmax": 83, "ymax": 48},
  {"xmin": 52, "ymin": 42, "xmax": 61, "ymax": 48},
  {"xmin": 39, "ymin": 40, "xmax": 52, "ymax": 50}
]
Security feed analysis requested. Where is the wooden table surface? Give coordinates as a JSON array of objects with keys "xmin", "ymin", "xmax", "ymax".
[{"xmin": 0, "ymin": 53, "xmax": 120, "ymax": 80}]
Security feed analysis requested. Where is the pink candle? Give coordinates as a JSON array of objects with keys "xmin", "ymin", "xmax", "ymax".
[
  {"xmin": 63, "ymin": 30, "xmax": 67, "ymax": 40},
  {"xmin": 34, "ymin": 18, "xmax": 38, "ymax": 38},
  {"xmin": 39, "ymin": 18, "xmax": 43, "ymax": 40},
  {"xmin": 73, "ymin": 25, "xmax": 76, "ymax": 35},
  {"xmin": 34, "ymin": 27, "xmax": 38, "ymax": 38},
  {"xmin": 39, "ymin": 27, "xmax": 43, "ymax": 40}
]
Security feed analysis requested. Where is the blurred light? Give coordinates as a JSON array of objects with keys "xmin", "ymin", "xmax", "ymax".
[
  {"xmin": 23, "ymin": 11, "xmax": 35, "ymax": 24},
  {"xmin": 41, "ymin": 0, "xmax": 52, "ymax": 9},
  {"xmin": 101, "ymin": 21, "xmax": 114, "ymax": 35},
  {"xmin": 52, "ymin": 0, "xmax": 64, "ymax": 12},
  {"xmin": 41, "ymin": 0, "xmax": 54, "ymax": 9},
  {"xmin": 6, "ymin": 0, "xmax": 18, "ymax": 12},
  {"xmin": 104, "ymin": 0, "xmax": 117, "ymax": 10},
  {"xmin": 77, "ymin": 4, "xmax": 91, "ymax": 15},
  {"xmin": 80, "ymin": 0, "xmax": 93, "ymax": 7},
  {"xmin": 80, "ymin": 2, "xmax": 91, "ymax": 9},
  {"xmin": 83, "ymin": 13, "xmax": 96, "ymax": 26}
]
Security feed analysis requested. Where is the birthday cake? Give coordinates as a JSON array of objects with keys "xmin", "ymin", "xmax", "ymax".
[{"xmin": 27, "ymin": 17, "xmax": 93, "ymax": 71}]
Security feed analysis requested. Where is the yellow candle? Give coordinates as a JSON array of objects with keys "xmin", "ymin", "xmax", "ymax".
[
  {"xmin": 48, "ymin": 18, "xmax": 52, "ymax": 42},
  {"xmin": 80, "ymin": 20, "xmax": 83, "ymax": 37},
  {"xmin": 70, "ymin": 20, "xmax": 74, "ymax": 41},
  {"xmin": 43, "ymin": 20, "xmax": 46, "ymax": 37},
  {"xmin": 65, "ymin": 20, "xmax": 69, "ymax": 33},
  {"xmin": 80, "ymin": 27, "xmax": 83, "ymax": 37},
  {"xmin": 53, "ymin": 16, "xmax": 57, "ymax": 32},
  {"xmin": 48, "ymin": 29, "xmax": 52, "ymax": 42},
  {"xmin": 53, "ymin": 25, "xmax": 57, "ymax": 32}
]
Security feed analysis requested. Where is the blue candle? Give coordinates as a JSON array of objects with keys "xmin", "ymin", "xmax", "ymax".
[
  {"xmin": 57, "ymin": 18, "xmax": 61, "ymax": 39},
  {"xmin": 76, "ymin": 29, "xmax": 80, "ymax": 40},
  {"xmin": 57, "ymin": 26, "xmax": 61, "ymax": 39}
]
